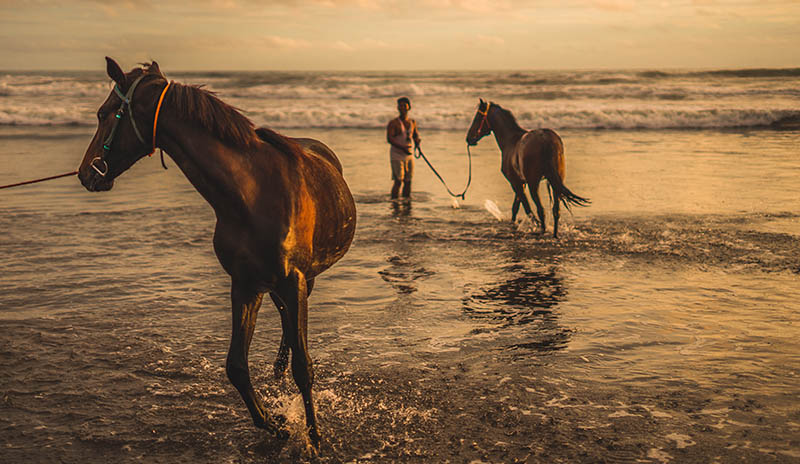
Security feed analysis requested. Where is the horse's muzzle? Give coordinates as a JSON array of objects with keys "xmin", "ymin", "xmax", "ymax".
[{"xmin": 78, "ymin": 168, "xmax": 114, "ymax": 192}]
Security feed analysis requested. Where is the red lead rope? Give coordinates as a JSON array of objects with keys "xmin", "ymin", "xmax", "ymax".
[{"xmin": 0, "ymin": 170, "xmax": 78, "ymax": 190}]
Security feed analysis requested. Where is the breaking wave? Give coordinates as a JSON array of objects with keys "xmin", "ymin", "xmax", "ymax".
[{"xmin": 1, "ymin": 68, "xmax": 799, "ymax": 130}]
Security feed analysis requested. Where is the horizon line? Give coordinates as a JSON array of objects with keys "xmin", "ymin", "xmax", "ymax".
[{"xmin": 2, "ymin": 65, "xmax": 800, "ymax": 74}]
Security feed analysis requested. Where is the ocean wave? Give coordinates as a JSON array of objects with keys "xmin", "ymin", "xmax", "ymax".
[
  {"xmin": 4, "ymin": 68, "xmax": 800, "ymax": 101},
  {"xmin": 691, "ymin": 68, "xmax": 800, "ymax": 79},
  {"xmin": 217, "ymin": 83, "xmax": 800, "ymax": 101},
  {"xmin": 0, "ymin": 76, "xmax": 108, "ymax": 98},
  {"xmin": 237, "ymin": 107, "xmax": 800, "ymax": 130},
  {"xmin": 0, "ymin": 106, "xmax": 94, "ymax": 126},
  {"xmin": 1, "ymin": 69, "xmax": 798, "ymax": 131},
  {"xmin": 2, "ymin": 105, "xmax": 798, "ymax": 131}
]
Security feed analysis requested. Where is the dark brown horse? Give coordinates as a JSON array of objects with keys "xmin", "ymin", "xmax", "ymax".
[
  {"xmin": 77, "ymin": 58, "xmax": 357, "ymax": 447},
  {"xmin": 466, "ymin": 99, "xmax": 589, "ymax": 237}
]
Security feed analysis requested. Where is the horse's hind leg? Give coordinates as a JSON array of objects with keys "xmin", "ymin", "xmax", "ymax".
[
  {"xmin": 276, "ymin": 270, "xmax": 320, "ymax": 447},
  {"xmin": 227, "ymin": 282, "xmax": 286, "ymax": 437},
  {"xmin": 552, "ymin": 186, "xmax": 562, "ymax": 239},
  {"xmin": 272, "ymin": 277, "xmax": 314, "ymax": 379}
]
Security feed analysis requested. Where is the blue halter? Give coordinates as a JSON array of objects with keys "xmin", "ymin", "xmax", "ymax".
[
  {"xmin": 103, "ymin": 74, "xmax": 148, "ymax": 150},
  {"xmin": 92, "ymin": 74, "xmax": 149, "ymax": 177}
]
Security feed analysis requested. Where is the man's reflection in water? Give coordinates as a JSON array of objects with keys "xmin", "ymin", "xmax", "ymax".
[
  {"xmin": 380, "ymin": 198, "xmax": 431, "ymax": 296},
  {"xmin": 390, "ymin": 198, "xmax": 412, "ymax": 218}
]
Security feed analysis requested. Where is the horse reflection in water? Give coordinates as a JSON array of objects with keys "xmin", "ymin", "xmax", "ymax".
[{"xmin": 463, "ymin": 264, "xmax": 572, "ymax": 353}]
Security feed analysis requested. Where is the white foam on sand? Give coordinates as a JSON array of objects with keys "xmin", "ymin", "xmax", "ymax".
[{"xmin": 484, "ymin": 199, "xmax": 504, "ymax": 221}]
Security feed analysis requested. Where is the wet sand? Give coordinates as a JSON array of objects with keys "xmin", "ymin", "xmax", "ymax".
[{"xmin": 1, "ymin": 126, "xmax": 799, "ymax": 462}]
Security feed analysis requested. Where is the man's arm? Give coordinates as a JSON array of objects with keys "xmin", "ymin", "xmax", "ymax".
[{"xmin": 412, "ymin": 120, "xmax": 421, "ymax": 148}]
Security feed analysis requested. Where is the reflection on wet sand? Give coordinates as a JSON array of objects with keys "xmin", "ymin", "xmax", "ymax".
[
  {"xmin": 378, "ymin": 254, "xmax": 435, "ymax": 294},
  {"xmin": 379, "ymin": 199, "xmax": 434, "ymax": 295},
  {"xmin": 463, "ymin": 264, "xmax": 572, "ymax": 352},
  {"xmin": 390, "ymin": 198, "xmax": 412, "ymax": 218}
]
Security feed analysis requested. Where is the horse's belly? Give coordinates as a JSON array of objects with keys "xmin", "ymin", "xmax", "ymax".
[
  {"xmin": 309, "ymin": 191, "xmax": 357, "ymax": 277},
  {"xmin": 213, "ymin": 222, "xmax": 284, "ymax": 287},
  {"xmin": 511, "ymin": 147, "xmax": 527, "ymax": 183}
]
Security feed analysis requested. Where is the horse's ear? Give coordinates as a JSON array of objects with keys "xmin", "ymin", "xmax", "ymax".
[
  {"xmin": 105, "ymin": 57, "xmax": 125, "ymax": 88},
  {"xmin": 479, "ymin": 98, "xmax": 485, "ymax": 104},
  {"xmin": 148, "ymin": 61, "xmax": 161, "ymax": 76}
]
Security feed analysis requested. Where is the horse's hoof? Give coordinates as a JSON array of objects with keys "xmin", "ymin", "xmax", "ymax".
[
  {"xmin": 255, "ymin": 415, "xmax": 286, "ymax": 438},
  {"xmin": 308, "ymin": 427, "xmax": 321, "ymax": 450}
]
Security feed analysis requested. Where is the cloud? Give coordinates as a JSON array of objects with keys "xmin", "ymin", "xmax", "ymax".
[
  {"xmin": 327, "ymin": 38, "xmax": 392, "ymax": 52},
  {"xmin": 364, "ymin": 38, "xmax": 389, "ymax": 48},
  {"xmin": 264, "ymin": 35, "xmax": 312, "ymax": 49},
  {"xmin": 462, "ymin": 34, "xmax": 506, "ymax": 52},
  {"xmin": 590, "ymin": 0, "xmax": 635, "ymax": 11},
  {"xmin": 477, "ymin": 34, "xmax": 505, "ymax": 46},
  {"xmin": 331, "ymin": 41, "xmax": 355, "ymax": 52}
]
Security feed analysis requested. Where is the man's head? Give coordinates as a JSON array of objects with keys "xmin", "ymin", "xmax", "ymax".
[{"xmin": 397, "ymin": 96, "xmax": 411, "ymax": 116}]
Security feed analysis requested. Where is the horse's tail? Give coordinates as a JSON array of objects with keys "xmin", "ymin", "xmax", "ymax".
[{"xmin": 542, "ymin": 134, "xmax": 590, "ymax": 211}]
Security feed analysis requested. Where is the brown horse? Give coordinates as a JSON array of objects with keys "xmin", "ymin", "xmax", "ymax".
[
  {"xmin": 77, "ymin": 58, "xmax": 357, "ymax": 447},
  {"xmin": 466, "ymin": 99, "xmax": 589, "ymax": 237}
]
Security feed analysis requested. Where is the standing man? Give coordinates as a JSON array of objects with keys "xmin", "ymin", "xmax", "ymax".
[{"xmin": 386, "ymin": 96, "xmax": 421, "ymax": 199}]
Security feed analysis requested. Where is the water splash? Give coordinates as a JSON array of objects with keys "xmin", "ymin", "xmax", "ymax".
[
  {"xmin": 484, "ymin": 199, "xmax": 504, "ymax": 221},
  {"xmin": 451, "ymin": 198, "xmax": 460, "ymax": 209},
  {"xmin": 515, "ymin": 215, "xmax": 536, "ymax": 233}
]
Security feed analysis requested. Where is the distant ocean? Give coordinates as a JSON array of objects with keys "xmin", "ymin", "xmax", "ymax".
[{"xmin": 2, "ymin": 68, "xmax": 799, "ymax": 130}]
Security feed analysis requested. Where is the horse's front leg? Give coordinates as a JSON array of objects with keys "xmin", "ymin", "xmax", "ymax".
[
  {"xmin": 509, "ymin": 180, "xmax": 534, "ymax": 222},
  {"xmin": 529, "ymin": 180, "xmax": 547, "ymax": 234},
  {"xmin": 275, "ymin": 269, "xmax": 320, "ymax": 447},
  {"xmin": 227, "ymin": 281, "xmax": 286, "ymax": 438}
]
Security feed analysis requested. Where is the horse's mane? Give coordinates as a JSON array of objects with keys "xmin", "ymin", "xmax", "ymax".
[
  {"xmin": 131, "ymin": 63, "xmax": 303, "ymax": 157},
  {"xmin": 492, "ymin": 103, "xmax": 525, "ymax": 133},
  {"xmin": 163, "ymin": 81, "xmax": 258, "ymax": 150}
]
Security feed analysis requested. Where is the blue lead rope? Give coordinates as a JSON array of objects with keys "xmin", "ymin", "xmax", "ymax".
[{"xmin": 414, "ymin": 145, "xmax": 472, "ymax": 200}]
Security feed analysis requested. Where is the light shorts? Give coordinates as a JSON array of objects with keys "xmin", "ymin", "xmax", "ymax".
[{"xmin": 391, "ymin": 157, "xmax": 414, "ymax": 182}]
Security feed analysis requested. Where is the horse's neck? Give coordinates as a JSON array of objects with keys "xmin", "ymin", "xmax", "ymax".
[
  {"xmin": 490, "ymin": 112, "xmax": 525, "ymax": 152},
  {"xmin": 158, "ymin": 118, "xmax": 254, "ymax": 217}
]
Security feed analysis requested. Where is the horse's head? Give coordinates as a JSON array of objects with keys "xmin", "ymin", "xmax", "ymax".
[
  {"xmin": 78, "ymin": 57, "xmax": 168, "ymax": 191},
  {"xmin": 466, "ymin": 98, "xmax": 493, "ymax": 146}
]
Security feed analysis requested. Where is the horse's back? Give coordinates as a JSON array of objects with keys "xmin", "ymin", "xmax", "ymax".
[
  {"xmin": 514, "ymin": 129, "xmax": 565, "ymax": 183},
  {"xmin": 291, "ymin": 137, "xmax": 343, "ymax": 174},
  {"xmin": 255, "ymin": 128, "xmax": 343, "ymax": 174}
]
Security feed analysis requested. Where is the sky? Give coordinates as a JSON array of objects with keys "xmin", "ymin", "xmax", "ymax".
[{"xmin": 1, "ymin": 0, "xmax": 799, "ymax": 71}]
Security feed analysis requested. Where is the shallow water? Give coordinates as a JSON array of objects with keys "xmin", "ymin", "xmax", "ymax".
[{"xmin": 1, "ymin": 126, "xmax": 799, "ymax": 463}]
